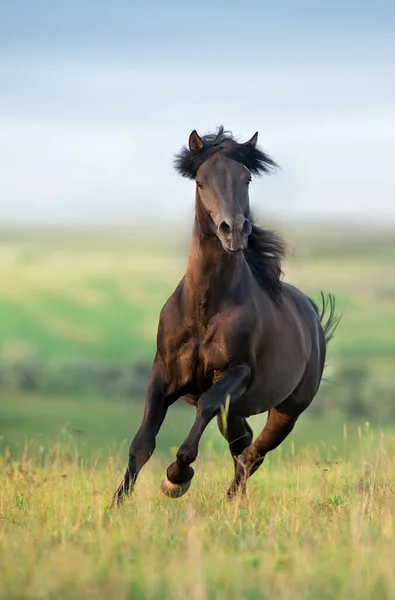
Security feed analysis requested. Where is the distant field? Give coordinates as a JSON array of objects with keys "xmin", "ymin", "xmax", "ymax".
[
  {"xmin": 0, "ymin": 394, "xmax": 393, "ymax": 464},
  {"xmin": 0, "ymin": 223, "xmax": 394, "ymax": 369},
  {"xmin": 0, "ymin": 227, "xmax": 185, "ymax": 365}
]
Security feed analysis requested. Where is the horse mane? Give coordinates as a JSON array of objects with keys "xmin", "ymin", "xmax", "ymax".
[
  {"xmin": 244, "ymin": 220, "xmax": 287, "ymax": 302},
  {"xmin": 174, "ymin": 126, "xmax": 278, "ymax": 179}
]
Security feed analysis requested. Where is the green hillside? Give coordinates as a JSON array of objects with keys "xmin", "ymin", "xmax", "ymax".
[{"xmin": 0, "ymin": 224, "xmax": 393, "ymax": 366}]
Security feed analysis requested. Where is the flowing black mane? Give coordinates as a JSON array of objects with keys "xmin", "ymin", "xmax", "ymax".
[
  {"xmin": 244, "ymin": 220, "xmax": 286, "ymax": 302},
  {"xmin": 174, "ymin": 126, "xmax": 278, "ymax": 179}
]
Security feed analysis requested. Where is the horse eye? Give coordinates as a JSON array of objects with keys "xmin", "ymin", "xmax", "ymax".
[
  {"xmin": 246, "ymin": 180, "xmax": 251, "ymax": 186},
  {"xmin": 197, "ymin": 182, "xmax": 204, "ymax": 189}
]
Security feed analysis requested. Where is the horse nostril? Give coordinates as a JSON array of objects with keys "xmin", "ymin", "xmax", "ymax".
[
  {"xmin": 243, "ymin": 219, "xmax": 252, "ymax": 236},
  {"xmin": 219, "ymin": 221, "xmax": 232, "ymax": 237}
]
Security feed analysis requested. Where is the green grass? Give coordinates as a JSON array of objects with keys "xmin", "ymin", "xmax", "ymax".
[
  {"xmin": 0, "ymin": 395, "xmax": 393, "ymax": 465},
  {"xmin": 1, "ymin": 418, "xmax": 395, "ymax": 599},
  {"xmin": 0, "ymin": 224, "xmax": 394, "ymax": 369}
]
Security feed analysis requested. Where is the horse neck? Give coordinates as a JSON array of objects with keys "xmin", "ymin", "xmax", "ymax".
[{"xmin": 185, "ymin": 196, "xmax": 244, "ymax": 316}]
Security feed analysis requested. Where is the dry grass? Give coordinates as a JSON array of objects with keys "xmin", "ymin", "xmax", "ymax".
[{"xmin": 1, "ymin": 427, "xmax": 395, "ymax": 600}]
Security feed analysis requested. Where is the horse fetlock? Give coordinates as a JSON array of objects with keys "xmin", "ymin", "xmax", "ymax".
[
  {"xmin": 111, "ymin": 491, "xmax": 124, "ymax": 509},
  {"xmin": 227, "ymin": 480, "xmax": 246, "ymax": 499},
  {"xmin": 166, "ymin": 462, "xmax": 195, "ymax": 485}
]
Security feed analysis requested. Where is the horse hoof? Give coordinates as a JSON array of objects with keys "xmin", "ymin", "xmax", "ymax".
[
  {"xmin": 110, "ymin": 497, "xmax": 120, "ymax": 509},
  {"xmin": 160, "ymin": 475, "xmax": 191, "ymax": 498}
]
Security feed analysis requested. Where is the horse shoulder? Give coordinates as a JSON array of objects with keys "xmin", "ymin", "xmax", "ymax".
[
  {"xmin": 156, "ymin": 279, "xmax": 198, "ymax": 389},
  {"xmin": 156, "ymin": 279, "xmax": 189, "ymax": 346}
]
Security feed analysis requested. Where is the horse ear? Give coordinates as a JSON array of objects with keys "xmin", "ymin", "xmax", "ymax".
[
  {"xmin": 189, "ymin": 130, "xmax": 204, "ymax": 152},
  {"xmin": 243, "ymin": 132, "xmax": 258, "ymax": 148}
]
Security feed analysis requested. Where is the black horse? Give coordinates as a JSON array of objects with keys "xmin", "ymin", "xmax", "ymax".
[{"xmin": 113, "ymin": 126, "xmax": 339, "ymax": 505}]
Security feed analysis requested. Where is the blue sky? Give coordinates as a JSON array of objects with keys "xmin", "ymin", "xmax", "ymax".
[{"xmin": 1, "ymin": 1, "xmax": 394, "ymax": 223}]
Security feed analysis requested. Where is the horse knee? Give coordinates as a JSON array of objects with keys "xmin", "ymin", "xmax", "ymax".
[{"xmin": 196, "ymin": 403, "xmax": 217, "ymax": 423}]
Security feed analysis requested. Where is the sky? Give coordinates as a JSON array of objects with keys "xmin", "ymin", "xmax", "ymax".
[{"xmin": 0, "ymin": 0, "xmax": 394, "ymax": 224}]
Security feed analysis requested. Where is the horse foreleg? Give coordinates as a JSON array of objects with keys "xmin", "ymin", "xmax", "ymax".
[
  {"xmin": 112, "ymin": 359, "xmax": 176, "ymax": 507},
  {"xmin": 161, "ymin": 364, "xmax": 251, "ymax": 498}
]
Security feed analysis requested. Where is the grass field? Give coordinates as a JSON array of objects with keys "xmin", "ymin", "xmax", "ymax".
[
  {"xmin": 1, "ymin": 422, "xmax": 395, "ymax": 599},
  {"xmin": 2, "ymin": 394, "xmax": 393, "ymax": 462}
]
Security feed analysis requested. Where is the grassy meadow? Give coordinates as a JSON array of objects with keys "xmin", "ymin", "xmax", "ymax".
[
  {"xmin": 0, "ymin": 223, "xmax": 394, "ymax": 366},
  {"xmin": 1, "ymin": 424, "xmax": 395, "ymax": 599},
  {"xmin": 0, "ymin": 222, "xmax": 394, "ymax": 598}
]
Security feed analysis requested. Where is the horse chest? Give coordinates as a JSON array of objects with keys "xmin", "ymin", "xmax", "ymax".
[
  {"xmin": 198, "ymin": 337, "xmax": 226, "ymax": 372},
  {"xmin": 170, "ymin": 331, "xmax": 226, "ymax": 393}
]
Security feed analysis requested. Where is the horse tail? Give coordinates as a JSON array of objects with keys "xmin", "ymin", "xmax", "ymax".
[{"xmin": 314, "ymin": 292, "xmax": 341, "ymax": 345}]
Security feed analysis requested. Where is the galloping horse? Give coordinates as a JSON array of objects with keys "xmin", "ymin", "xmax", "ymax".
[{"xmin": 113, "ymin": 126, "xmax": 339, "ymax": 505}]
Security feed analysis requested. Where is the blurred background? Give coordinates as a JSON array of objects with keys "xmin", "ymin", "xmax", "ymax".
[{"xmin": 0, "ymin": 0, "xmax": 394, "ymax": 461}]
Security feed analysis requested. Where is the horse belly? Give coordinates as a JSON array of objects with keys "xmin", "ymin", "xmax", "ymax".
[{"xmin": 230, "ymin": 361, "xmax": 306, "ymax": 418}]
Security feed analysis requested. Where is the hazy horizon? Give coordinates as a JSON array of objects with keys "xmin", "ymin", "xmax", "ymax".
[{"xmin": 1, "ymin": 1, "xmax": 394, "ymax": 225}]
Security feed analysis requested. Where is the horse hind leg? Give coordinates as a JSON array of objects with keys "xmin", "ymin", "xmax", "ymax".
[
  {"xmin": 216, "ymin": 414, "xmax": 253, "ymax": 498},
  {"xmin": 229, "ymin": 404, "xmax": 300, "ymax": 497},
  {"xmin": 228, "ymin": 365, "xmax": 321, "ymax": 498}
]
